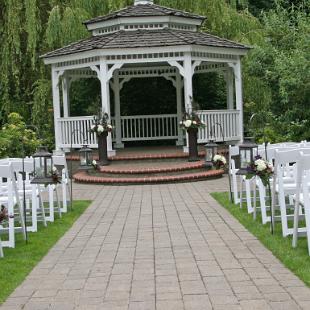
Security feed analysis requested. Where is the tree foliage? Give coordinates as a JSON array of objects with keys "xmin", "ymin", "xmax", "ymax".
[{"xmin": 0, "ymin": 0, "xmax": 309, "ymax": 151}]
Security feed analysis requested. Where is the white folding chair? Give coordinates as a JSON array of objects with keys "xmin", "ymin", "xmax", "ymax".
[
  {"xmin": 272, "ymin": 148, "xmax": 310, "ymax": 237},
  {"xmin": 229, "ymin": 145, "xmax": 240, "ymax": 204},
  {"xmin": 53, "ymin": 154, "xmax": 71, "ymax": 213},
  {"xmin": 9, "ymin": 159, "xmax": 47, "ymax": 232},
  {"xmin": 0, "ymin": 163, "xmax": 26, "ymax": 248},
  {"xmin": 292, "ymin": 152, "xmax": 310, "ymax": 254},
  {"xmin": 31, "ymin": 157, "xmax": 61, "ymax": 223}
]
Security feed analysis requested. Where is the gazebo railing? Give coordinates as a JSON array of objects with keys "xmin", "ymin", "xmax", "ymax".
[
  {"xmin": 56, "ymin": 110, "xmax": 240, "ymax": 148},
  {"xmin": 120, "ymin": 114, "xmax": 178, "ymax": 141},
  {"xmin": 197, "ymin": 110, "xmax": 240, "ymax": 143}
]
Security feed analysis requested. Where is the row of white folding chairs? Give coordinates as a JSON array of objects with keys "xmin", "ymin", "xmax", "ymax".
[
  {"xmin": 293, "ymin": 152, "xmax": 310, "ymax": 254},
  {"xmin": 0, "ymin": 154, "xmax": 71, "ymax": 257},
  {"xmin": 0, "ymin": 162, "xmax": 27, "ymax": 257},
  {"xmin": 229, "ymin": 143, "xmax": 310, "ymax": 227}
]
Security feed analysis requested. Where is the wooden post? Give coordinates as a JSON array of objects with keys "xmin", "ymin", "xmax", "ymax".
[
  {"xmin": 234, "ymin": 59, "xmax": 244, "ymax": 142},
  {"xmin": 99, "ymin": 58, "xmax": 115, "ymax": 156},
  {"xmin": 176, "ymin": 72, "xmax": 184, "ymax": 146},
  {"xmin": 225, "ymin": 68, "xmax": 234, "ymax": 110},
  {"xmin": 62, "ymin": 75, "xmax": 70, "ymax": 118},
  {"xmin": 113, "ymin": 70, "xmax": 124, "ymax": 148},
  {"xmin": 52, "ymin": 67, "xmax": 62, "ymax": 150}
]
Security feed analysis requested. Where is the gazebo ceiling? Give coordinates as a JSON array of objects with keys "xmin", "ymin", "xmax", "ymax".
[{"xmin": 42, "ymin": 28, "xmax": 249, "ymax": 59}]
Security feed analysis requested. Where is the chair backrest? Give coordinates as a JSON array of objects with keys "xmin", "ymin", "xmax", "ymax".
[
  {"xmin": 0, "ymin": 163, "xmax": 19, "ymax": 202},
  {"xmin": 229, "ymin": 145, "xmax": 239, "ymax": 170},
  {"xmin": 52, "ymin": 154, "xmax": 69, "ymax": 179},
  {"xmin": 296, "ymin": 152, "xmax": 310, "ymax": 187}
]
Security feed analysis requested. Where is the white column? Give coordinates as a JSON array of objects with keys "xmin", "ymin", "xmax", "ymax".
[
  {"xmin": 183, "ymin": 53, "xmax": 193, "ymax": 152},
  {"xmin": 62, "ymin": 75, "xmax": 70, "ymax": 117},
  {"xmin": 52, "ymin": 67, "xmax": 62, "ymax": 150},
  {"xmin": 183, "ymin": 53, "xmax": 193, "ymax": 114},
  {"xmin": 176, "ymin": 73, "xmax": 184, "ymax": 146},
  {"xmin": 99, "ymin": 58, "xmax": 115, "ymax": 156},
  {"xmin": 226, "ymin": 68, "xmax": 234, "ymax": 110},
  {"xmin": 234, "ymin": 59, "xmax": 244, "ymax": 142},
  {"xmin": 113, "ymin": 70, "xmax": 124, "ymax": 149}
]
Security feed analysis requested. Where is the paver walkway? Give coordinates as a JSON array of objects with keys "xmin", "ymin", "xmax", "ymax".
[{"xmin": 2, "ymin": 177, "xmax": 310, "ymax": 310}]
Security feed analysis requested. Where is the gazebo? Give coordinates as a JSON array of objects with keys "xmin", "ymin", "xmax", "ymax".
[{"xmin": 42, "ymin": 0, "xmax": 249, "ymax": 156}]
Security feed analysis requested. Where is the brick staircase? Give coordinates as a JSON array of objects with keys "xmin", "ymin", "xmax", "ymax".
[{"xmin": 72, "ymin": 151, "xmax": 224, "ymax": 185}]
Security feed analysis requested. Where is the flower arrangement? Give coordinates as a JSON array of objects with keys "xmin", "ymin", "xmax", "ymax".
[
  {"xmin": 179, "ymin": 112, "xmax": 205, "ymax": 130},
  {"xmin": 213, "ymin": 154, "xmax": 227, "ymax": 169},
  {"xmin": 90, "ymin": 111, "xmax": 113, "ymax": 136},
  {"xmin": 92, "ymin": 160, "xmax": 98, "ymax": 170},
  {"xmin": 0, "ymin": 205, "xmax": 8, "ymax": 224},
  {"xmin": 52, "ymin": 166, "xmax": 61, "ymax": 183},
  {"xmin": 246, "ymin": 155, "xmax": 274, "ymax": 186}
]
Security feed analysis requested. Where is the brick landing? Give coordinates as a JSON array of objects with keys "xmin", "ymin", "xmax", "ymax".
[{"xmin": 2, "ymin": 178, "xmax": 310, "ymax": 310}]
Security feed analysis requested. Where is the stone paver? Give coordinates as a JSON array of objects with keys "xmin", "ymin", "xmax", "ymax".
[{"xmin": 1, "ymin": 177, "xmax": 310, "ymax": 309}]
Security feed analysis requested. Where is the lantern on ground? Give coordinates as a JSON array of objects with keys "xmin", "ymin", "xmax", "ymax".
[
  {"xmin": 205, "ymin": 140, "xmax": 218, "ymax": 169},
  {"xmin": 31, "ymin": 146, "xmax": 54, "ymax": 184},
  {"xmin": 239, "ymin": 139, "xmax": 258, "ymax": 172},
  {"xmin": 79, "ymin": 144, "xmax": 93, "ymax": 169}
]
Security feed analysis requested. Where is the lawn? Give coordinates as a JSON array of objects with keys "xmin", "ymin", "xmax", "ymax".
[
  {"xmin": 212, "ymin": 192, "xmax": 310, "ymax": 287},
  {"xmin": 0, "ymin": 200, "xmax": 91, "ymax": 304}
]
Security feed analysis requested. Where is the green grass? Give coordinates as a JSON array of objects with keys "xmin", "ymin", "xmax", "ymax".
[
  {"xmin": 211, "ymin": 192, "xmax": 310, "ymax": 287},
  {"xmin": 0, "ymin": 200, "xmax": 91, "ymax": 304}
]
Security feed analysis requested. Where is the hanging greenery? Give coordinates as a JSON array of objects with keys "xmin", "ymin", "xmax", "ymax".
[{"xmin": 0, "ymin": 0, "xmax": 309, "ymax": 150}]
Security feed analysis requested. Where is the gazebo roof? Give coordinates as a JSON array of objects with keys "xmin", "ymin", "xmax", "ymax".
[
  {"xmin": 42, "ymin": 28, "xmax": 249, "ymax": 59},
  {"xmin": 84, "ymin": 3, "xmax": 205, "ymax": 26}
]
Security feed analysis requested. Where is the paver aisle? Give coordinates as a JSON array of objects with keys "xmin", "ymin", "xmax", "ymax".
[{"xmin": 1, "ymin": 178, "xmax": 310, "ymax": 310}]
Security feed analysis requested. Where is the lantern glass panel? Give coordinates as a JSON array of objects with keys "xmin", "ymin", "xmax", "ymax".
[
  {"xmin": 79, "ymin": 145, "xmax": 93, "ymax": 167},
  {"xmin": 80, "ymin": 152, "xmax": 87, "ymax": 166},
  {"xmin": 205, "ymin": 142, "xmax": 218, "ymax": 164},
  {"xmin": 240, "ymin": 149, "xmax": 251, "ymax": 169}
]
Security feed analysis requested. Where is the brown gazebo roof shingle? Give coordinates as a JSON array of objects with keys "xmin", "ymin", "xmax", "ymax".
[
  {"xmin": 41, "ymin": 29, "xmax": 249, "ymax": 59},
  {"xmin": 84, "ymin": 4, "xmax": 205, "ymax": 25}
]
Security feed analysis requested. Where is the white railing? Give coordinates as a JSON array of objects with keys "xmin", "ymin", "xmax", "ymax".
[
  {"xmin": 197, "ymin": 110, "xmax": 240, "ymax": 143},
  {"xmin": 120, "ymin": 114, "xmax": 178, "ymax": 141},
  {"xmin": 58, "ymin": 116, "xmax": 98, "ymax": 148},
  {"xmin": 57, "ymin": 110, "xmax": 240, "ymax": 148}
]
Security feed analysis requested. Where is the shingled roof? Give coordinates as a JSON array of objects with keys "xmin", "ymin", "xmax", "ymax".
[
  {"xmin": 84, "ymin": 4, "xmax": 205, "ymax": 25},
  {"xmin": 41, "ymin": 29, "xmax": 249, "ymax": 59}
]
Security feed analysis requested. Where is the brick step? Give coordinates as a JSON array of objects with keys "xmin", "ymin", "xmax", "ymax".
[
  {"xmin": 99, "ymin": 161, "xmax": 205, "ymax": 175},
  {"xmin": 67, "ymin": 151, "xmax": 205, "ymax": 162},
  {"xmin": 73, "ymin": 169, "xmax": 224, "ymax": 185}
]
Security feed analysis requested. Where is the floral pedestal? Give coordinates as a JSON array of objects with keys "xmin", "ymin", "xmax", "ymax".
[
  {"xmin": 98, "ymin": 133, "xmax": 109, "ymax": 166},
  {"xmin": 187, "ymin": 128, "xmax": 199, "ymax": 162}
]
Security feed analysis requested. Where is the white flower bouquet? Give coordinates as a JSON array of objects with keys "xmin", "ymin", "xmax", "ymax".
[
  {"xmin": 179, "ymin": 112, "xmax": 205, "ymax": 130},
  {"xmin": 213, "ymin": 154, "xmax": 227, "ymax": 169},
  {"xmin": 246, "ymin": 155, "xmax": 274, "ymax": 186},
  {"xmin": 90, "ymin": 111, "xmax": 113, "ymax": 136}
]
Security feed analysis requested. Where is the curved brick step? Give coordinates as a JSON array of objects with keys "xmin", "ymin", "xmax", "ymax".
[
  {"xmin": 67, "ymin": 151, "xmax": 205, "ymax": 162},
  {"xmin": 73, "ymin": 169, "xmax": 224, "ymax": 185},
  {"xmin": 99, "ymin": 161, "xmax": 205, "ymax": 175}
]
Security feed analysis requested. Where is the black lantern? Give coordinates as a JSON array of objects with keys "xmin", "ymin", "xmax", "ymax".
[
  {"xmin": 239, "ymin": 138, "xmax": 258, "ymax": 172},
  {"xmin": 31, "ymin": 146, "xmax": 54, "ymax": 184},
  {"xmin": 79, "ymin": 144, "xmax": 93, "ymax": 169},
  {"xmin": 205, "ymin": 140, "xmax": 218, "ymax": 169}
]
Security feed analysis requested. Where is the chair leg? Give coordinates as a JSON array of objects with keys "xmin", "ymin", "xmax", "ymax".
[
  {"xmin": 240, "ymin": 178, "xmax": 243, "ymax": 209},
  {"xmin": 38, "ymin": 191, "xmax": 47, "ymax": 227},
  {"xmin": 305, "ymin": 205, "xmax": 310, "ymax": 256},
  {"xmin": 47, "ymin": 185, "xmax": 54, "ymax": 222},
  {"xmin": 61, "ymin": 181, "xmax": 67, "ymax": 213},
  {"xmin": 0, "ymin": 237, "xmax": 3, "ymax": 258},
  {"xmin": 292, "ymin": 199, "xmax": 300, "ymax": 248},
  {"xmin": 245, "ymin": 179, "xmax": 254, "ymax": 214},
  {"xmin": 55, "ymin": 189, "xmax": 62, "ymax": 218}
]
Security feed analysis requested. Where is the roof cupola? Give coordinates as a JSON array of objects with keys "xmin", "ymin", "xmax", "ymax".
[{"xmin": 134, "ymin": 0, "xmax": 154, "ymax": 5}]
